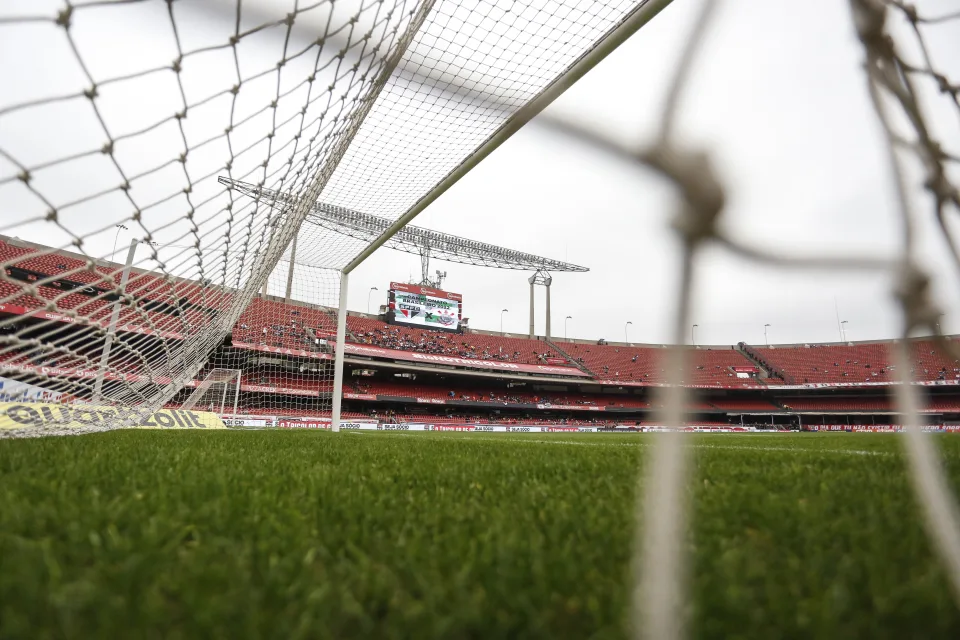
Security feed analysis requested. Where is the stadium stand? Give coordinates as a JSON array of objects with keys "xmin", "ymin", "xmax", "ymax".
[
  {"xmin": 234, "ymin": 298, "xmax": 336, "ymax": 351},
  {"xmin": 754, "ymin": 341, "xmax": 960, "ymax": 385},
  {"xmin": 708, "ymin": 398, "xmax": 781, "ymax": 411},
  {"xmin": 353, "ymin": 379, "xmax": 649, "ymax": 408},
  {"xmin": 924, "ymin": 397, "xmax": 960, "ymax": 413},
  {"xmin": 5, "ymin": 236, "xmax": 960, "ymax": 424},
  {"xmin": 780, "ymin": 397, "xmax": 893, "ymax": 412},
  {"xmin": 346, "ymin": 316, "xmax": 561, "ymax": 365},
  {"xmin": 558, "ymin": 342, "xmax": 760, "ymax": 387}
]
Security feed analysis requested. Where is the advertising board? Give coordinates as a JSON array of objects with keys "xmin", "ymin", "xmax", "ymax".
[
  {"xmin": 277, "ymin": 418, "xmax": 330, "ymax": 429},
  {"xmin": 0, "ymin": 402, "xmax": 226, "ymax": 431},
  {"xmin": 222, "ymin": 416, "xmax": 275, "ymax": 428}
]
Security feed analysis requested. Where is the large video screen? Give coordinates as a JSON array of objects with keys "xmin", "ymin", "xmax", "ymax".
[{"xmin": 388, "ymin": 282, "xmax": 463, "ymax": 332}]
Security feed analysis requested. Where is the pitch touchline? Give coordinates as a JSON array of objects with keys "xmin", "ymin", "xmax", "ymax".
[
  {"xmin": 455, "ymin": 437, "xmax": 890, "ymax": 456},
  {"xmin": 347, "ymin": 431, "xmax": 889, "ymax": 456}
]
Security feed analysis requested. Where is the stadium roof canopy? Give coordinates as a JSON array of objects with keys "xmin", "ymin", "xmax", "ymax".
[{"xmin": 219, "ymin": 177, "xmax": 588, "ymax": 273}]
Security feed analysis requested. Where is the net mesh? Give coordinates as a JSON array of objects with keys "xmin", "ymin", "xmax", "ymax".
[{"xmin": 0, "ymin": 0, "xmax": 649, "ymax": 432}]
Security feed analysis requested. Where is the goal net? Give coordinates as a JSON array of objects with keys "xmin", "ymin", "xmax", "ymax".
[{"xmin": 0, "ymin": 0, "xmax": 654, "ymax": 432}]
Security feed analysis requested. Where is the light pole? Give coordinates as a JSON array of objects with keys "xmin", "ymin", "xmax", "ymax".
[
  {"xmin": 764, "ymin": 323, "xmax": 771, "ymax": 346},
  {"xmin": 692, "ymin": 324, "xmax": 698, "ymax": 346},
  {"xmin": 565, "ymin": 315, "xmax": 572, "ymax": 341},
  {"xmin": 840, "ymin": 320, "xmax": 849, "ymax": 342},
  {"xmin": 367, "ymin": 286, "xmax": 378, "ymax": 314},
  {"xmin": 624, "ymin": 320, "xmax": 632, "ymax": 344},
  {"xmin": 501, "ymin": 309, "xmax": 509, "ymax": 335},
  {"xmin": 111, "ymin": 223, "xmax": 128, "ymax": 259}
]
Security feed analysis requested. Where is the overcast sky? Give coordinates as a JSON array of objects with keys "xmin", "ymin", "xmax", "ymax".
[
  {"xmin": 2, "ymin": 0, "xmax": 958, "ymax": 348},
  {"xmin": 350, "ymin": 0, "xmax": 960, "ymax": 346}
]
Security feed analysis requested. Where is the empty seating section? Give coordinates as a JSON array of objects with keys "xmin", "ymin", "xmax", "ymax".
[
  {"xmin": 560, "ymin": 343, "xmax": 759, "ymax": 387},
  {"xmin": 560, "ymin": 342, "xmax": 657, "ymax": 380},
  {"xmin": 347, "ymin": 317, "xmax": 559, "ymax": 365},
  {"xmin": 244, "ymin": 373, "xmax": 332, "ymax": 394},
  {"xmin": 909, "ymin": 341, "xmax": 960, "ymax": 382},
  {"xmin": 925, "ymin": 397, "xmax": 960, "ymax": 412},
  {"xmin": 780, "ymin": 397, "xmax": 892, "ymax": 411},
  {"xmin": 755, "ymin": 343, "xmax": 893, "ymax": 384},
  {"xmin": 755, "ymin": 341, "xmax": 960, "ymax": 385},
  {"xmin": 776, "ymin": 395, "xmax": 960, "ymax": 413},
  {"xmin": 229, "ymin": 407, "xmax": 367, "ymax": 419},
  {"xmin": 9, "ymin": 248, "xmax": 108, "ymax": 286},
  {"xmin": 356, "ymin": 382, "xmax": 453, "ymax": 399},
  {"xmin": 708, "ymin": 398, "xmax": 780, "ymax": 411},
  {"xmin": 1, "ymin": 240, "xmax": 117, "ymax": 321},
  {"xmin": 689, "ymin": 350, "xmax": 761, "ymax": 386},
  {"xmin": 0, "ymin": 346, "xmax": 89, "ymax": 371},
  {"xmin": 352, "ymin": 379, "xmax": 649, "ymax": 408},
  {"xmin": 396, "ymin": 413, "xmax": 611, "ymax": 425},
  {"xmin": 0, "ymin": 238, "xmax": 228, "ymax": 333},
  {"xmin": 0, "ymin": 240, "xmax": 32, "ymax": 264}
]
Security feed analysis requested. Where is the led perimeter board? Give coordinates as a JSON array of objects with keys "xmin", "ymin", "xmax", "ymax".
[{"xmin": 387, "ymin": 282, "xmax": 463, "ymax": 333}]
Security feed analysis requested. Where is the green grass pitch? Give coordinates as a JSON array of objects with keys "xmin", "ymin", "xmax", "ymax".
[{"xmin": 1, "ymin": 431, "xmax": 959, "ymax": 638}]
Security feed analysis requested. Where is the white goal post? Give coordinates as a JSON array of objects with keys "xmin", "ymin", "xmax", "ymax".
[{"xmin": 179, "ymin": 369, "xmax": 242, "ymax": 417}]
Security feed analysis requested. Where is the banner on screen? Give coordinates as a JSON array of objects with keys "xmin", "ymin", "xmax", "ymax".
[{"xmin": 388, "ymin": 282, "xmax": 462, "ymax": 332}]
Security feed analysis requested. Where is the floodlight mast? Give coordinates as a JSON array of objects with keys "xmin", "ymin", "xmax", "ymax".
[{"xmin": 528, "ymin": 270, "xmax": 553, "ymax": 340}]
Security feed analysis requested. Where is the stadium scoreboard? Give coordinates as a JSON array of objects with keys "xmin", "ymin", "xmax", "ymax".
[{"xmin": 387, "ymin": 282, "xmax": 463, "ymax": 332}]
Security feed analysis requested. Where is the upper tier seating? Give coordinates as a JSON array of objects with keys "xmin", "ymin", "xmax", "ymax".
[
  {"xmin": 559, "ymin": 342, "xmax": 760, "ymax": 387},
  {"xmin": 0, "ymin": 238, "xmax": 225, "ymax": 334},
  {"xmin": 754, "ymin": 340, "xmax": 960, "ymax": 385}
]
